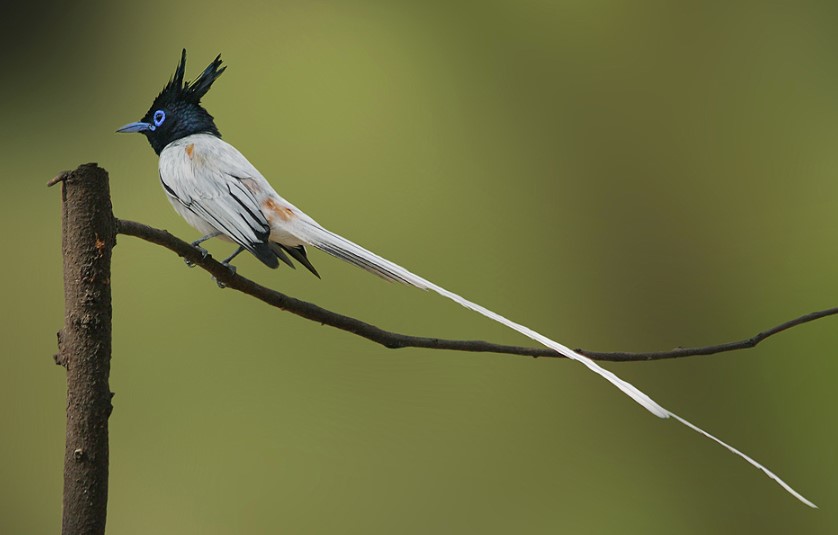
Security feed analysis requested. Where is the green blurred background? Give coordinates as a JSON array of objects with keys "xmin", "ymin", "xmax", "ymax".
[{"xmin": 2, "ymin": 1, "xmax": 837, "ymax": 533}]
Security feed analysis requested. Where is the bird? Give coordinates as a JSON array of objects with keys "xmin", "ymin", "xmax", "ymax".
[{"xmin": 118, "ymin": 49, "xmax": 814, "ymax": 507}]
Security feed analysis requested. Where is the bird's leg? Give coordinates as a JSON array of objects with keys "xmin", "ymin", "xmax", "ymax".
[
  {"xmin": 214, "ymin": 246, "xmax": 244, "ymax": 288},
  {"xmin": 185, "ymin": 231, "xmax": 222, "ymax": 267},
  {"xmin": 221, "ymin": 246, "xmax": 244, "ymax": 266}
]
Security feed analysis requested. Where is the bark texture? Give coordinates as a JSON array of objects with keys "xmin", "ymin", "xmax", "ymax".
[{"xmin": 55, "ymin": 163, "xmax": 116, "ymax": 535}]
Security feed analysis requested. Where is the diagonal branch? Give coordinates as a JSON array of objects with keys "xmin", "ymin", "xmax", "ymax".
[{"xmin": 116, "ymin": 219, "xmax": 838, "ymax": 362}]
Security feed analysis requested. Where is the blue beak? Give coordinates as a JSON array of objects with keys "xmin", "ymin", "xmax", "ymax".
[{"xmin": 116, "ymin": 121, "xmax": 154, "ymax": 133}]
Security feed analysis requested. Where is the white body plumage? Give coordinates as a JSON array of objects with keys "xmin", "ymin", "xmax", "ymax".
[{"xmin": 160, "ymin": 134, "xmax": 308, "ymax": 249}]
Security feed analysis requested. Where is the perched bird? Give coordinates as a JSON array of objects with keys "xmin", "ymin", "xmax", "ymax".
[{"xmin": 118, "ymin": 49, "xmax": 814, "ymax": 507}]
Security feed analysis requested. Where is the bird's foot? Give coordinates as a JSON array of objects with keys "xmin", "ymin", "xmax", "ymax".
[
  {"xmin": 213, "ymin": 262, "xmax": 237, "ymax": 289},
  {"xmin": 184, "ymin": 245, "xmax": 209, "ymax": 267}
]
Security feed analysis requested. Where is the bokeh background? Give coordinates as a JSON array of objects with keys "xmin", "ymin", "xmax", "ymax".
[{"xmin": 2, "ymin": 1, "xmax": 837, "ymax": 533}]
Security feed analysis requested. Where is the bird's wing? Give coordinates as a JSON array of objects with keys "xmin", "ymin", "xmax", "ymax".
[{"xmin": 159, "ymin": 136, "xmax": 279, "ymax": 267}]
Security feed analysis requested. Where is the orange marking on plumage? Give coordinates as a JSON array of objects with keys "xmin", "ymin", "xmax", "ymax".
[
  {"xmin": 263, "ymin": 198, "xmax": 295, "ymax": 222},
  {"xmin": 185, "ymin": 144, "xmax": 195, "ymax": 159}
]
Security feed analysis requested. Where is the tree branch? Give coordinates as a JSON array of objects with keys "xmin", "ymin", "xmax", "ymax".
[
  {"xmin": 51, "ymin": 164, "xmax": 116, "ymax": 535},
  {"xmin": 115, "ymin": 219, "xmax": 838, "ymax": 362}
]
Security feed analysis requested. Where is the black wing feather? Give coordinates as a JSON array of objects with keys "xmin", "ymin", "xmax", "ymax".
[{"xmin": 279, "ymin": 244, "xmax": 320, "ymax": 278}]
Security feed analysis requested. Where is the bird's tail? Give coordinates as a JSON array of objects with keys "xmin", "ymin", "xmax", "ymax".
[{"xmin": 290, "ymin": 218, "xmax": 815, "ymax": 507}]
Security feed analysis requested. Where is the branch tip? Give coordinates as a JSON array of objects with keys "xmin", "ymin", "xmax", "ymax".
[{"xmin": 47, "ymin": 171, "xmax": 70, "ymax": 187}]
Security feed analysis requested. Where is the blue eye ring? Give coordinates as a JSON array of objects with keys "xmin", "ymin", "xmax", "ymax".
[{"xmin": 153, "ymin": 110, "xmax": 166, "ymax": 127}]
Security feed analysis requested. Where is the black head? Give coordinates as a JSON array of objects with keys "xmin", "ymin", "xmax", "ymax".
[{"xmin": 117, "ymin": 49, "xmax": 226, "ymax": 154}]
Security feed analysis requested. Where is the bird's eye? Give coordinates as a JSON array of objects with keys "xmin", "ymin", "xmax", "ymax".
[{"xmin": 153, "ymin": 110, "xmax": 166, "ymax": 127}]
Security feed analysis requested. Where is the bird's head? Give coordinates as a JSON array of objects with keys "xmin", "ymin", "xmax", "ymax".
[{"xmin": 117, "ymin": 49, "xmax": 225, "ymax": 155}]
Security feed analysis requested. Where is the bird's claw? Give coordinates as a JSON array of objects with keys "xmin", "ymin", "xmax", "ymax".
[
  {"xmin": 184, "ymin": 245, "xmax": 209, "ymax": 267},
  {"xmin": 213, "ymin": 262, "xmax": 237, "ymax": 289}
]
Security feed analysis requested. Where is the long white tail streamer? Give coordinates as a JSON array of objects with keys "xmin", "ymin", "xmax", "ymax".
[
  {"xmin": 670, "ymin": 414, "xmax": 816, "ymax": 507},
  {"xmin": 289, "ymin": 217, "xmax": 816, "ymax": 507}
]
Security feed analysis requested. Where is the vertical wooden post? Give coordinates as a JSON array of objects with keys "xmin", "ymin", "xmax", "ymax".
[{"xmin": 52, "ymin": 163, "xmax": 116, "ymax": 535}]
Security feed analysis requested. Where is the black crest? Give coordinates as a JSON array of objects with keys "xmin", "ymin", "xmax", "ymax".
[{"xmin": 157, "ymin": 49, "xmax": 226, "ymax": 106}]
